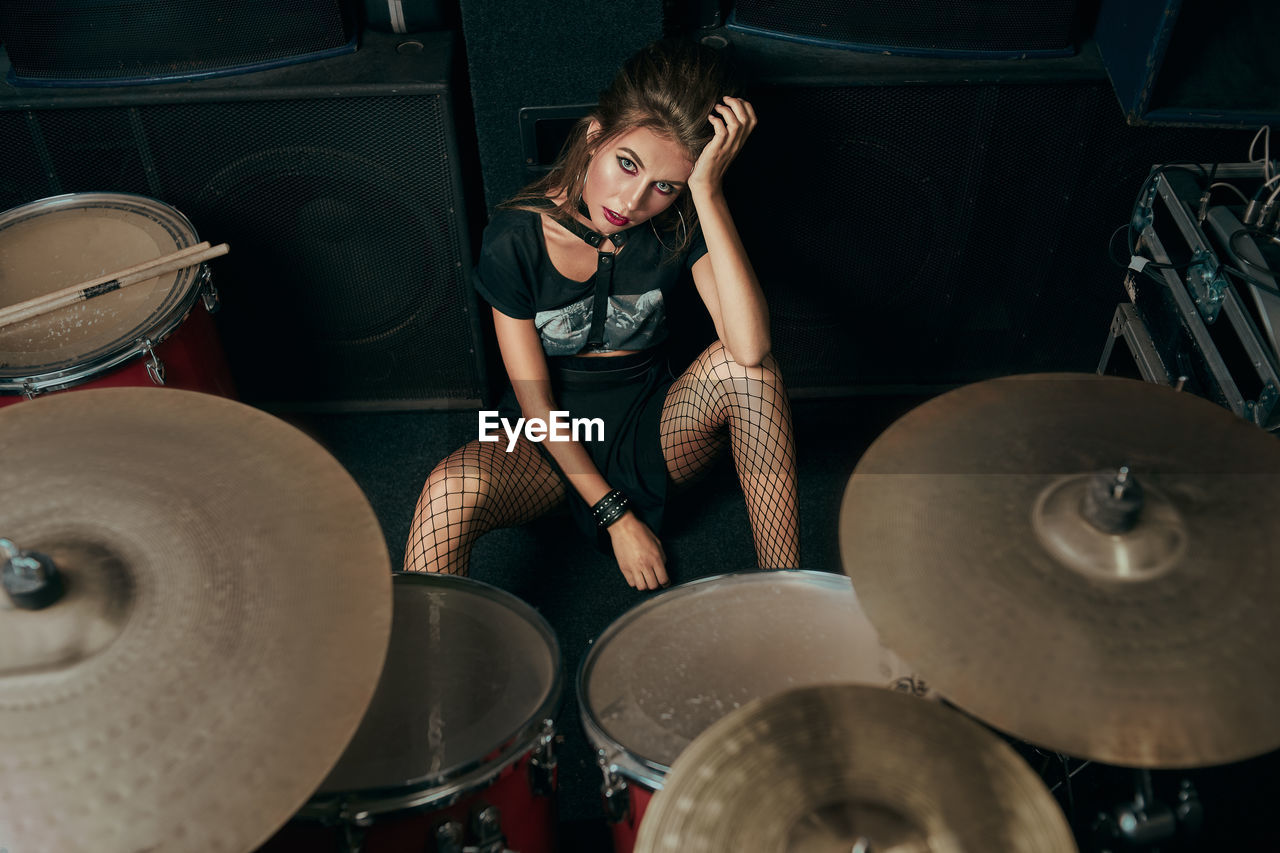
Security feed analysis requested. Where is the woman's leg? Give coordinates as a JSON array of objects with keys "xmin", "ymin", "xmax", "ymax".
[
  {"xmin": 403, "ymin": 437, "xmax": 568, "ymax": 574},
  {"xmin": 659, "ymin": 340, "xmax": 800, "ymax": 568}
]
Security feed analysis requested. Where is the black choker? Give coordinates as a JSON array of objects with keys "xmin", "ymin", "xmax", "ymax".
[{"xmin": 538, "ymin": 198, "xmax": 629, "ymax": 250}]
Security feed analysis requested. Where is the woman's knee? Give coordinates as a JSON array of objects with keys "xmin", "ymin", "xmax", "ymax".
[
  {"xmin": 415, "ymin": 450, "xmax": 494, "ymax": 517},
  {"xmin": 696, "ymin": 340, "xmax": 788, "ymax": 399}
]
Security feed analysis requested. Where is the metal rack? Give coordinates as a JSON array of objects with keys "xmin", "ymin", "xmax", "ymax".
[{"xmin": 1098, "ymin": 162, "xmax": 1280, "ymax": 429}]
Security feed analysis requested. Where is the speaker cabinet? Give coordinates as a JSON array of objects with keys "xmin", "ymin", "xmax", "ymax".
[
  {"xmin": 728, "ymin": 0, "xmax": 1087, "ymax": 57},
  {"xmin": 1095, "ymin": 0, "xmax": 1280, "ymax": 126},
  {"xmin": 458, "ymin": 0, "xmax": 663, "ymax": 213},
  {"xmin": 716, "ymin": 35, "xmax": 1257, "ymax": 394},
  {"xmin": 0, "ymin": 31, "xmax": 486, "ymax": 410},
  {"xmin": 0, "ymin": 0, "xmax": 355, "ymax": 86}
]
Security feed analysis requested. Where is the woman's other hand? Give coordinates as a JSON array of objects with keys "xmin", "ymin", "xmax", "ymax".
[
  {"xmin": 608, "ymin": 512, "xmax": 669, "ymax": 591},
  {"xmin": 688, "ymin": 96, "xmax": 757, "ymax": 197}
]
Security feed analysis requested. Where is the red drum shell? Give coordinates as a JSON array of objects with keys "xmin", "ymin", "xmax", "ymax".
[{"xmin": 261, "ymin": 750, "xmax": 556, "ymax": 853}]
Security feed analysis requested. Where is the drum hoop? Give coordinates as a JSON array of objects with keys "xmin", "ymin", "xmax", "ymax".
[
  {"xmin": 577, "ymin": 568, "xmax": 850, "ymax": 790},
  {"xmin": 303, "ymin": 572, "xmax": 564, "ymax": 821},
  {"xmin": 0, "ymin": 193, "xmax": 205, "ymax": 393}
]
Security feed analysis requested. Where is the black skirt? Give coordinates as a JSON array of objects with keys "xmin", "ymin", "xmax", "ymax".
[{"xmin": 498, "ymin": 348, "xmax": 675, "ymax": 545}]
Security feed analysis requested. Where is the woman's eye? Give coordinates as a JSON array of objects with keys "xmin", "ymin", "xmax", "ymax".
[
  {"xmin": 654, "ymin": 181, "xmax": 674, "ymax": 195},
  {"xmin": 617, "ymin": 156, "xmax": 637, "ymax": 174}
]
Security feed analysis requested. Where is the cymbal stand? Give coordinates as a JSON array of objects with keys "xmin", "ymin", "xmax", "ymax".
[
  {"xmin": 1090, "ymin": 769, "xmax": 1202, "ymax": 851},
  {"xmin": 0, "ymin": 537, "xmax": 64, "ymax": 609},
  {"xmin": 1047, "ymin": 752, "xmax": 1093, "ymax": 825}
]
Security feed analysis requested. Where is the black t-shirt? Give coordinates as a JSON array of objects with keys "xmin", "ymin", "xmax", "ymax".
[{"xmin": 474, "ymin": 206, "xmax": 708, "ymax": 356}]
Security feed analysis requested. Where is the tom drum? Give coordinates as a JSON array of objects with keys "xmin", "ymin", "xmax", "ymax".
[
  {"xmin": 0, "ymin": 193, "xmax": 235, "ymax": 404},
  {"xmin": 578, "ymin": 569, "xmax": 932, "ymax": 853},
  {"xmin": 261, "ymin": 573, "xmax": 562, "ymax": 852}
]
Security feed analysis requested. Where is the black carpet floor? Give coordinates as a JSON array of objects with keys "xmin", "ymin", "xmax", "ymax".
[{"xmin": 289, "ymin": 394, "xmax": 1280, "ymax": 851}]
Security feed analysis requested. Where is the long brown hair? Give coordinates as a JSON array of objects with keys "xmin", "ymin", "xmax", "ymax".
[{"xmin": 504, "ymin": 39, "xmax": 742, "ymax": 255}]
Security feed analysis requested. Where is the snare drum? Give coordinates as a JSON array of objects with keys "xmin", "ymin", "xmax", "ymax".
[
  {"xmin": 578, "ymin": 570, "xmax": 932, "ymax": 853},
  {"xmin": 260, "ymin": 572, "xmax": 562, "ymax": 853},
  {"xmin": 0, "ymin": 193, "xmax": 235, "ymax": 404}
]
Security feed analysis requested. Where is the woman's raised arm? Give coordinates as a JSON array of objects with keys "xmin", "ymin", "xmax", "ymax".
[{"xmin": 688, "ymin": 96, "xmax": 771, "ymax": 367}]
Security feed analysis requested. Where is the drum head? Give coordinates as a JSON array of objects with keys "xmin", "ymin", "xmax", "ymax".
[
  {"xmin": 580, "ymin": 570, "xmax": 926, "ymax": 785},
  {"xmin": 316, "ymin": 573, "xmax": 561, "ymax": 801},
  {"xmin": 0, "ymin": 193, "xmax": 202, "ymax": 390}
]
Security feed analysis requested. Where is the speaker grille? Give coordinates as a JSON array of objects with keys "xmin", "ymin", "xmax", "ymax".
[
  {"xmin": 0, "ymin": 0, "xmax": 353, "ymax": 84},
  {"xmin": 727, "ymin": 80, "xmax": 1255, "ymax": 392},
  {"xmin": 0, "ymin": 35, "xmax": 486, "ymax": 409},
  {"xmin": 732, "ymin": 0, "xmax": 1080, "ymax": 54}
]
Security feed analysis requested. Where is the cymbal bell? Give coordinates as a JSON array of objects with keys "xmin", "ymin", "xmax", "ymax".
[
  {"xmin": 0, "ymin": 387, "xmax": 392, "ymax": 852},
  {"xmin": 635, "ymin": 684, "xmax": 1078, "ymax": 853},
  {"xmin": 840, "ymin": 373, "xmax": 1280, "ymax": 768}
]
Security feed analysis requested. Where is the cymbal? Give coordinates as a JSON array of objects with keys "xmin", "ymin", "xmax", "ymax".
[
  {"xmin": 635, "ymin": 684, "xmax": 1077, "ymax": 853},
  {"xmin": 839, "ymin": 372, "xmax": 1280, "ymax": 768},
  {"xmin": 0, "ymin": 388, "xmax": 392, "ymax": 852}
]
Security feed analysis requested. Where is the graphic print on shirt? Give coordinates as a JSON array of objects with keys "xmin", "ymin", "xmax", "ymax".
[{"xmin": 534, "ymin": 288, "xmax": 666, "ymax": 355}]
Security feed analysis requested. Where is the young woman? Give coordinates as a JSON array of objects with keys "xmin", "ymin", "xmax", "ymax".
[{"xmin": 404, "ymin": 39, "xmax": 798, "ymax": 590}]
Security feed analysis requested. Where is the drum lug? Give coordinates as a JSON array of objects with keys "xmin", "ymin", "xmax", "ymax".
[
  {"xmin": 596, "ymin": 749, "xmax": 631, "ymax": 824},
  {"xmin": 435, "ymin": 820, "xmax": 466, "ymax": 853},
  {"xmin": 21, "ymin": 380, "xmax": 38, "ymax": 400},
  {"xmin": 139, "ymin": 338, "xmax": 166, "ymax": 386},
  {"xmin": 199, "ymin": 265, "xmax": 221, "ymax": 314},
  {"xmin": 470, "ymin": 805, "xmax": 507, "ymax": 853},
  {"xmin": 529, "ymin": 717, "xmax": 559, "ymax": 797},
  {"xmin": 435, "ymin": 809, "xmax": 513, "ymax": 853},
  {"xmin": 340, "ymin": 819, "xmax": 369, "ymax": 853}
]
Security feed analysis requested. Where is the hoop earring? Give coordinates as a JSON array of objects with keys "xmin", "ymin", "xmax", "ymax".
[{"xmin": 650, "ymin": 205, "xmax": 687, "ymax": 253}]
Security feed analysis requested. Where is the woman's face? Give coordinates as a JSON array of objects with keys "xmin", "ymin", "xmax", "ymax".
[{"xmin": 582, "ymin": 123, "xmax": 693, "ymax": 235}]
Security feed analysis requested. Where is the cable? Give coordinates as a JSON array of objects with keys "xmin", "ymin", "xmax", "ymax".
[
  {"xmin": 1243, "ymin": 174, "xmax": 1280, "ymax": 227},
  {"xmin": 1107, "ymin": 223, "xmax": 1132, "ymax": 269},
  {"xmin": 1108, "ymin": 225, "xmax": 1180, "ymax": 288},
  {"xmin": 1196, "ymin": 162, "xmax": 1221, "ymax": 222},
  {"xmin": 1227, "ymin": 229, "xmax": 1280, "ymax": 293},
  {"xmin": 1108, "ymin": 223, "xmax": 1174, "ymax": 294},
  {"xmin": 1250, "ymin": 125, "xmax": 1272, "ymax": 182},
  {"xmin": 1209, "ymin": 181, "xmax": 1251, "ymax": 204},
  {"xmin": 1126, "ymin": 163, "xmax": 1210, "ymax": 272},
  {"xmin": 1262, "ymin": 180, "xmax": 1280, "ymax": 228},
  {"xmin": 1223, "ymin": 265, "xmax": 1280, "ymax": 298}
]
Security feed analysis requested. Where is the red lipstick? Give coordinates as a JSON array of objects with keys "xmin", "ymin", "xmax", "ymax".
[{"xmin": 602, "ymin": 207, "xmax": 630, "ymax": 227}]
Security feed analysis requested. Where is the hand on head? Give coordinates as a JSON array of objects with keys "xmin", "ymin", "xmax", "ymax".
[{"xmin": 688, "ymin": 96, "xmax": 757, "ymax": 196}]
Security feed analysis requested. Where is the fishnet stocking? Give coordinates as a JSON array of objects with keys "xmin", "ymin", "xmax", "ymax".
[
  {"xmin": 403, "ymin": 437, "xmax": 567, "ymax": 574},
  {"xmin": 661, "ymin": 341, "xmax": 800, "ymax": 568},
  {"xmin": 404, "ymin": 341, "xmax": 799, "ymax": 574}
]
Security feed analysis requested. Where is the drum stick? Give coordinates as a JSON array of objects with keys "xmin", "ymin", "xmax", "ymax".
[
  {"xmin": 6, "ymin": 241, "xmax": 214, "ymax": 316},
  {"xmin": 0, "ymin": 243, "xmax": 230, "ymax": 329}
]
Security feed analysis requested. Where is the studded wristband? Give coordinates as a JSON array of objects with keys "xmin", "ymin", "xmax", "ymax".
[{"xmin": 590, "ymin": 489, "xmax": 631, "ymax": 529}]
